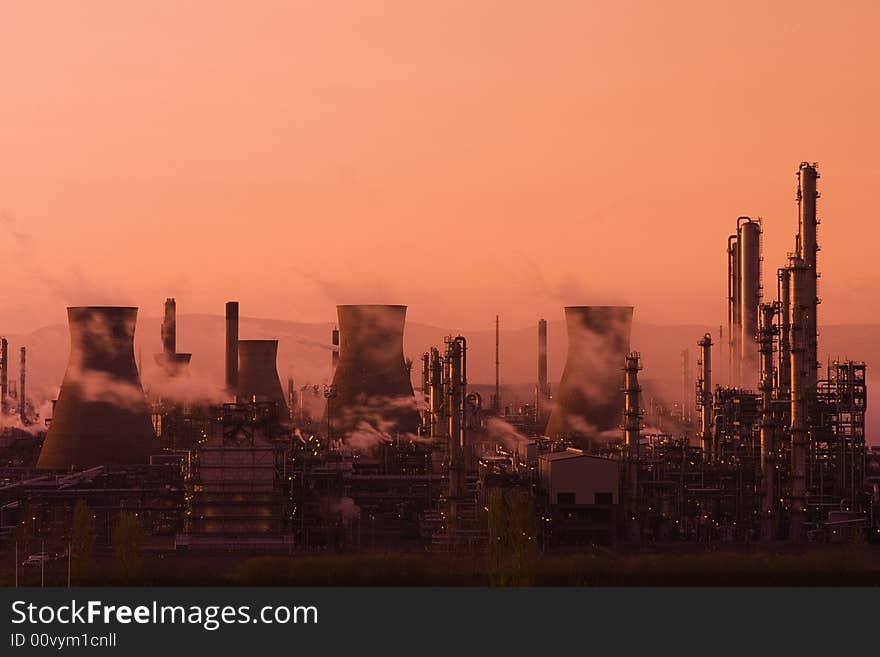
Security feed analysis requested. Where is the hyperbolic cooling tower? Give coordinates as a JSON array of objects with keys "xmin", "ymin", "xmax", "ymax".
[
  {"xmin": 327, "ymin": 305, "xmax": 420, "ymax": 441},
  {"xmin": 237, "ymin": 340, "xmax": 288, "ymax": 415},
  {"xmin": 545, "ymin": 306, "xmax": 634, "ymax": 444},
  {"xmin": 37, "ymin": 307, "xmax": 156, "ymax": 470}
]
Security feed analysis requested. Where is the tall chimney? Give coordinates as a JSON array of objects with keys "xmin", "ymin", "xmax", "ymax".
[
  {"xmin": 697, "ymin": 333, "xmax": 713, "ymax": 460},
  {"xmin": 493, "ymin": 314, "xmax": 500, "ymax": 414},
  {"xmin": 537, "ymin": 319, "xmax": 549, "ymax": 422},
  {"xmin": 225, "ymin": 301, "xmax": 239, "ymax": 397},
  {"xmin": 445, "ymin": 336, "xmax": 467, "ymax": 529},
  {"xmin": 623, "ymin": 352, "xmax": 643, "ymax": 542},
  {"xmin": 161, "ymin": 298, "xmax": 176, "ymax": 357},
  {"xmin": 0, "ymin": 337, "xmax": 7, "ymax": 414},
  {"xmin": 18, "ymin": 347, "xmax": 26, "ymax": 422}
]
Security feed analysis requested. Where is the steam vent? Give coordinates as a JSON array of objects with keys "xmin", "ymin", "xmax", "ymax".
[
  {"xmin": 327, "ymin": 304, "xmax": 420, "ymax": 442},
  {"xmin": 545, "ymin": 306, "xmax": 634, "ymax": 445},
  {"xmin": 37, "ymin": 307, "xmax": 156, "ymax": 470},
  {"xmin": 237, "ymin": 339, "xmax": 288, "ymax": 415}
]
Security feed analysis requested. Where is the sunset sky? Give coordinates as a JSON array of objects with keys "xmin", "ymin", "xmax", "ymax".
[{"xmin": 2, "ymin": 0, "xmax": 879, "ymax": 334}]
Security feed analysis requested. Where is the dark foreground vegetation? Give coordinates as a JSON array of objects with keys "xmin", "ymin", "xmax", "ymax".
[{"xmin": 3, "ymin": 547, "xmax": 880, "ymax": 587}]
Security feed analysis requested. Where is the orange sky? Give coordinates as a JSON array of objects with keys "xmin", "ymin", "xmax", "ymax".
[{"xmin": 1, "ymin": 1, "xmax": 879, "ymax": 334}]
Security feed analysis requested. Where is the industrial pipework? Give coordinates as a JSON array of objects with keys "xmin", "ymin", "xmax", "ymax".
[
  {"xmin": 727, "ymin": 234, "xmax": 740, "ymax": 386},
  {"xmin": 796, "ymin": 162, "xmax": 820, "ymax": 395},
  {"xmin": 697, "ymin": 333, "xmax": 713, "ymax": 460},
  {"xmin": 444, "ymin": 336, "xmax": 467, "ymax": 528},
  {"xmin": 623, "ymin": 351, "xmax": 643, "ymax": 541},
  {"xmin": 738, "ymin": 217, "xmax": 762, "ymax": 389},
  {"xmin": 758, "ymin": 303, "xmax": 777, "ymax": 541},
  {"xmin": 18, "ymin": 347, "xmax": 26, "ymax": 422},
  {"xmin": 789, "ymin": 259, "xmax": 809, "ymax": 541}
]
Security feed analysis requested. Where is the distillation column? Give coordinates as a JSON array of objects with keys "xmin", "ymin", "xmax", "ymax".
[
  {"xmin": 623, "ymin": 352, "xmax": 643, "ymax": 542},
  {"xmin": 738, "ymin": 217, "xmax": 762, "ymax": 388},
  {"xmin": 697, "ymin": 333, "xmax": 713, "ymax": 460},
  {"xmin": 797, "ymin": 163, "xmax": 820, "ymax": 395},
  {"xmin": 728, "ymin": 235, "xmax": 741, "ymax": 386},
  {"xmin": 759, "ymin": 303, "xmax": 777, "ymax": 542},
  {"xmin": 777, "ymin": 267, "xmax": 791, "ymax": 399},
  {"xmin": 444, "ymin": 336, "xmax": 467, "ymax": 531},
  {"xmin": 18, "ymin": 347, "xmax": 26, "ymax": 422},
  {"xmin": 789, "ymin": 260, "xmax": 809, "ymax": 541}
]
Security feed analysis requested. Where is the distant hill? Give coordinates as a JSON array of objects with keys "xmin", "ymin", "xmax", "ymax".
[{"xmin": 4, "ymin": 314, "xmax": 877, "ymax": 441}]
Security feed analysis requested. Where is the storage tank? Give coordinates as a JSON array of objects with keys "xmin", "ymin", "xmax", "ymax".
[
  {"xmin": 327, "ymin": 304, "xmax": 420, "ymax": 443},
  {"xmin": 37, "ymin": 307, "xmax": 156, "ymax": 470},
  {"xmin": 237, "ymin": 339, "xmax": 288, "ymax": 415},
  {"xmin": 545, "ymin": 306, "xmax": 633, "ymax": 445}
]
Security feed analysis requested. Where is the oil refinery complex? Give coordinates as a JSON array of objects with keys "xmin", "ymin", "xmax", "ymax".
[{"xmin": 1, "ymin": 162, "xmax": 878, "ymax": 558}]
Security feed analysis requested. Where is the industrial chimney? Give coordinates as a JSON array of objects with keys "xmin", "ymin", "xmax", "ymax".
[
  {"xmin": 225, "ymin": 301, "xmax": 239, "ymax": 396},
  {"xmin": 537, "ymin": 319, "xmax": 549, "ymax": 423},
  {"xmin": 327, "ymin": 304, "xmax": 420, "ymax": 443},
  {"xmin": 155, "ymin": 298, "xmax": 191, "ymax": 376},
  {"xmin": 37, "ymin": 307, "xmax": 156, "ymax": 470},
  {"xmin": 738, "ymin": 217, "xmax": 762, "ymax": 388},
  {"xmin": 0, "ymin": 337, "xmax": 7, "ymax": 414},
  {"xmin": 18, "ymin": 347, "xmax": 26, "ymax": 422},
  {"xmin": 545, "ymin": 306, "xmax": 634, "ymax": 445},
  {"xmin": 237, "ymin": 340, "xmax": 288, "ymax": 416}
]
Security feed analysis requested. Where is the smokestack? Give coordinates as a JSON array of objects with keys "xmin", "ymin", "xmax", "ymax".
[
  {"xmin": 623, "ymin": 352, "xmax": 643, "ymax": 542},
  {"xmin": 237, "ymin": 340, "xmax": 288, "ymax": 416},
  {"xmin": 37, "ymin": 307, "xmax": 156, "ymax": 470},
  {"xmin": 796, "ymin": 162, "xmax": 820, "ymax": 394},
  {"xmin": 327, "ymin": 304, "xmax": 420, "ymax": 442},
  {"xmin": 161, "ymin": 298, "xmax": 176, "ymax": 357},
  {"xmin": 537, "ymin": 319, "xmax": 549, "ymax": 421},
  {"xmin": 0, "ymin": 337, "xmax": 7, "ymax": 414},
  {"xmin": 493, "ymin": 315, "xmax": 500, "ymax": 414},
  {"xmin": 18, "ymin": 347, "xmax": 26, "ymax": 422},
  {"xmin": 225, "ymin": 301, "xmax": 239, "ymax": 396},
  {"xmin": 738, "ymin": 217, "xmax": 762, "ymax": 388},
  {"xmin": 155, "ymin": 298, "xmax": 191, "ymax": 377},
  {"xmin": 697, "ymin": 333, "xmax": 713, "ymax": 460},
  {"xmin": 545, "ymin": 306, "xmax": 633, "ymax": 445},
  {"xmin": 789, "ymin": 259, "xmax": 809, "ymax": 541},
  {"xmin": 758, "ymin": 303, "xmax": 777, "ymax": 542},
  {"xmin": 331, "ymin": 326, "xmax": 340, "ymax": 371}
]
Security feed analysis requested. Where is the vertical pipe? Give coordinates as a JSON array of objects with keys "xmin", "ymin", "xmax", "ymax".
[
  {"xmin": 759, "ymin": 303, "xmax": 776, "ymax": 541},
  {"xmin": 777, "ymin": 268, "xmax": 791, "ymax": 400},
  {"xmin": 537, "ymin": 318, "xmax": 548, "ymax": 421},
  {"xmin": 18, "ymin": 347, "xmax": 26, "ymax": 422},
  {"xmin": 623, "ymin": 352, "xmax": 642, "ymax": 542},
  {"xmin": 225, "ymin": 301, "xmax": 239, "ymax": 397},
  {"xmin": 680, "ymin": 348, "xmax": 690, "ymax": 424},
  {"xmin": 0, "ymin": 337, "xmax": 7, "ymax": 414},
  {"xmin": 429, "ymin": 347, "xmax": 444, "ymax": 439},
  {"xmin": 698, "ymin": 333, "xmax": 713, "ymax": 460},
  {"xmin": 789, "ymin": 259, "xmax": 808, "ymax": 541},
  {"xmin": 728, "ymin": 235, "xmax": 740, "ymax": 386},
  {"xmin": 738, "ymin": 217, "xmax": 762, "ymax": 389}
]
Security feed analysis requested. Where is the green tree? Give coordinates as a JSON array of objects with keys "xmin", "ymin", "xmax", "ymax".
[
  {"xmin": 70, "ymin": 500, "xmax": 95, "ymax": 583},
  {"xmin": 487, "ymin": 488, "xmax": 538, "ymax": 586},
  {"xmin": 112, "ymin": 511, "xmax": 146, "ymax": 582}
]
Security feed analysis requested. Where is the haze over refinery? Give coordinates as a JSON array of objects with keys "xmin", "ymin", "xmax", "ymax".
[{"xmin": 2, "ymin": 1, "xmax": 880, "ymax": 333}]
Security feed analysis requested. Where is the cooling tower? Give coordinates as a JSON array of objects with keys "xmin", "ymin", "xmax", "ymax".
[
  {"xmin": 237, "ymin": 340, "xmax": 288, "ymax": 416},
  {"xmin": 37, "ymin": 307, "xmax": 156, "ymax": 470},
  {"xmin": 327, "ymin": 304, "xmax": 420, "ymax": 442},
  {"xmin": 545, "ymin": 306, "xmax": 634, "ymax": 444}
]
